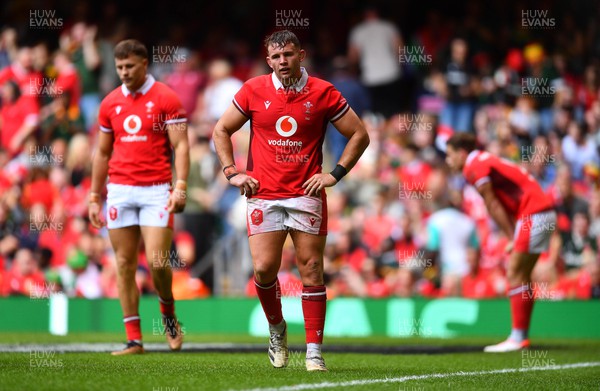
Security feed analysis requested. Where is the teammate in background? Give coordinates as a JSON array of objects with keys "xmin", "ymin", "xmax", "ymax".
[
  {"xmin": 89, "ymin": 39, "xmax": 189, "ymax": 355},
  {"xmin": 213, "ymin": 30, "xmax": 369, "ymax": 371},
  {"xmin": 445, "ymin": 133, "xmax": 556, "ymax": 352}
]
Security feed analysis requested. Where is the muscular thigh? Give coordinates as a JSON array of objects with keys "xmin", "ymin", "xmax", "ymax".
[
  {"xmin": 290, "ymin": 230, "xmax": 326, "ymax": 265},
  {"xmin": 140, "ymin": 226, "xmax": 173, "ymax": 269},
  {"xmin": 108, "ymin": 226, "xmax": 141, "ymax": 264},
  {"xmin": 249, "ymin": 231, "xmax": 288, "ymax": 275}
]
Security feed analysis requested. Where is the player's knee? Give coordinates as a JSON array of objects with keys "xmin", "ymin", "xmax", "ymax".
[
  {"xmin": 115, "ymin": 255, "xmax": 137, "ymax": 275},
  {"xmin": 253, "ymin": 261, "xmax": 278, "ymax": 283}
]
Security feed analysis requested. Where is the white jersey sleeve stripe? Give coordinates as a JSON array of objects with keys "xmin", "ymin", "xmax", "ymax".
[
  {"xmin": 100, "ymin": 125, "xmax": 113, "ymax": 133},
  {"xmin": 164, "ymin": 118, "xmax": 187, "ymax": 124},
  {"xmin": 330, "ymin": 103, "xmax": 349, "ymax": 122},
  {"xmin": 233, "ymin": 98, "xmax": 249, "ymax": 117},
  {"xmin": 474, "ymin": 176, "xmax": 491, "ymax": 188}
]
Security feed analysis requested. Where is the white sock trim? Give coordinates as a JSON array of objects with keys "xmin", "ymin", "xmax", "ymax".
[
  {"xmin": 123, "ymin": 316, "xmax": 140, "ymax": 323},
  {"xmin": 255, "ymin": 280, "xmax": 277, "ymax": 289}
]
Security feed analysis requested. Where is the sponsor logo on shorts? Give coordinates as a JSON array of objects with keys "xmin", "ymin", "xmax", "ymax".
[
  {"xmin": 109, "ymin": 207, "xmax": 118, "ymax": 221},
  {"xmin": 309, "ymin": 217, "xmax": 317, "ymax": 226},
  {"xmin": 250, "ymin": 209, "xmax": 263, "ymax": 225}
]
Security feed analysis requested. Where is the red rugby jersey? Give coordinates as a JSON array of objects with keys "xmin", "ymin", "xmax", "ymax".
[
  {"xmin": 233, "ymin": 68, "xmax": 349, "ymax": 199},
  {"xmin": 463, "ymin": 150, "xmax": 553, "ymax": 218},
  {"xmin": 98, "ymin": 75, "xmax": 186, "ymax": 186}
]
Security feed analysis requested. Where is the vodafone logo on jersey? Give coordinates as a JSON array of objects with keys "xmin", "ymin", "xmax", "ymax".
[
  {"xmin": 121, "ymin": 114, "xmax": 148, "ymax": 142},
  {"xmin": 275, "ymin": 116, "xmax": 298, "ymax": 137},
  {"xmin": 123, "ymin": 115, "xmax": 142, "ymax": 134}
]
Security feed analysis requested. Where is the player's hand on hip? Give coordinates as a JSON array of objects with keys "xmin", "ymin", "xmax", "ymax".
[
  {"xmin": 302, "ymin": 173, "xmax": 337, "ymax": 197},
  {"xmin": 229, "ymin": 174, "xmax": 259, "ymax": 197},
  {"xmin": 167, "ymin": 188, "xmax": 187, "ymax": 213},
  {"xmin": 88, "ymin": 201, "xmax": 106, "ymax": 229}
]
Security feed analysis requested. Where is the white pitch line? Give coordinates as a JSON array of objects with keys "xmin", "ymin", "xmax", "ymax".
[{"xmin": 238, "ymin": 361, "xmax": 600, "ymax": 391}]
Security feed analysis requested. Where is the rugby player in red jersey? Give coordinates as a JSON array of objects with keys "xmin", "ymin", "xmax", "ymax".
[
  {"xmin": 89, "ymin": 40, "xmax": 189, "ymax": 355},
  {"xmin": 446, "ymin": 133, "xmax": 556, "ymax": 352},
  {"xmin": 213, "ymin": 30, "xmax": 369, "ymax": 371}
]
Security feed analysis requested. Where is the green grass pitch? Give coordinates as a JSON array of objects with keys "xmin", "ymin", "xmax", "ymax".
[{"xmin": 0, "ymin": 333, "xmax": 598, "ymax": 390}]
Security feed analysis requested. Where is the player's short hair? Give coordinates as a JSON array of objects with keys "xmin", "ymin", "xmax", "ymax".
[
  {"xmin": 114, "ymin": 39, "xmax": 148, "ymax": 60},
  {"xmin": 446, "ymin": 133, "xmax": 477, "ymax": 152},
  {"xmin": 264, "ymin": 30, "xmax": 301, "ymax": 51}
]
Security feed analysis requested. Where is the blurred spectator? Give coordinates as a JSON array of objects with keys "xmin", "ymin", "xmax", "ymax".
[
  {"xmin": 193, "ymin": 59, "xmax": 242, "ymax": 125},
  {"xmin": 40, "ymin": 50, "xmax": 83, "ymax": 140},
  {"xmin": 548, "ymin": 165, "xmax": 589, "ymax": 227},
  {"xmin": 348, "ymin": 5, "xmax": 402, "ymax": 118},
  {"xmin": 559, "ymin": 211, "xmax": 597, "ymax": 273},
  {"xmin": 60, "ymin": 22, "xmax": 101, "ymax": 131},
  {"xmin": 522, "ymin": 43, "xmax": 559, "ymax": 134},
  {"xmin": 509, "ymin": 96, "xmax": 540, "ymax": 143},
  {"xmin": 97, "ymin": 16, "xmax": 128, "ymax": 96},
  {"xmin": 183, "ymin": 133, "xmax": 219, "ymax": 272},
  {"xmin": 0, "ymin": 46, "xmax": 42, "ymax": 97},
  {"xmin": 325, "ymin": 56, "xmax": 371, "ymax": 163},
  {"xmin": 164, "ymin": 51, "xmax": 206, "ymax": 118},
  {"xmin": 0, "ymin": 80, "xmax": 39, "ymax": 156},
  {"xmin": 561, "ymin": 121, "xmax": 600, "ymax": 181},
  {"xmin": 439, "ymin": 38, "xmax": 476, "ymax": 133},
  {"xmin": 2, "ymin": 248, "xmax": 45, "ymax": 296},
  {"xmin": 171, "ymin": 231, "xmax": 210, "ymax": 299},
  {"xmin": 425, "ymin": 190, "xmax": 479, "ymax": 297},
  {"xmin": 0, "ymin": 28, "xmax": 17, "ymax": 69},
  {"xmin": 56, "ymin": 248, "xmax": 102, "ymax": 298},
  {"xmin": 32, "ymin": 42, "xmax": 56, "ymax": 107}
]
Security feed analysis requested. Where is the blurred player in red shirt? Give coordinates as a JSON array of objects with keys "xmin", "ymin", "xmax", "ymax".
[
  {"xmin": 89, "ymin": 40, "xmax": 189, "ymax": 355},
  {"xmin": 213, "ymin": 30, "xmax": 369, "ymax": 371},
  {"xmin": 446, "ymin": 133, "xmax": 556, "ymax": 352}
]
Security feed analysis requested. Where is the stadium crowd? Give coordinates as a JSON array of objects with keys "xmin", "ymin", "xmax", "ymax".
[{"xmin": 0, "ymin": 0, "xmax": 599, "ymax": 300}]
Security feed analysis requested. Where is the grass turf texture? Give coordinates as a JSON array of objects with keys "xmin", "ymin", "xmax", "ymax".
[{"xmin": 0, "ymin": 333, "xmax": 598, "ymax": 390}]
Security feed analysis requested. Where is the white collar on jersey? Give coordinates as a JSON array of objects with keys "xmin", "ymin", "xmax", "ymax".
[
  {"xmin": 465, "ymin": 150, "xmax": 480, "ymax": 166},
  {"xmin": 271, "ymin": 67, "xmax": 308, "ymax": 92},
  {"xmin": 121, "ymin": 74, "xmax": 155, "ymax": 97}
]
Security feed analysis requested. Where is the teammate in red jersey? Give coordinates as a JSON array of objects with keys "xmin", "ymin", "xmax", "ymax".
[
  {"xmin": 213, "ymin": 30, "xmax": 369, "ymax": 371},
  {"xmin": 89, "ymin": 39, "xmax": 189, "ymax": 355},
  {"xmin": 446, "ymin": 133, "xmax": 556, "ymax": 352}
]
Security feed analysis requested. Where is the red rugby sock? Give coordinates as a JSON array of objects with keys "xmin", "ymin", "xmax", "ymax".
[
  {"xmin": 302, "ymin": 285, "xmax": 327, "ymax": 344},
  {"xmin": 255, "ymin": 278, "xmax": 283, "ymax": 325}
]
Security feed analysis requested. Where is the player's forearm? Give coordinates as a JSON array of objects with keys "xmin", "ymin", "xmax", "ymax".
[
  {"xmin": 485, "ymin": 197, "xmax": 514, "ymax": 239},
  {"xmin": 90, "ymin": 152, "xmax": 109, "ymax": 194},
  {"xmin": 173, "ymin": 139, "xmax": 190, "ymax": 183},
  {"xmin": 212, "ymin": 125, "xmax": 236, "ymax": 167},
  {"xmin": 336, "ymin": 128, "xmax": 370, "ymax": 171}
]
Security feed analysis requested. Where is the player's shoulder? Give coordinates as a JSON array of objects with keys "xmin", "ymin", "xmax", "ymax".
[
  {"xmin": 307, "ymin": 76, "xmax": 335, "ymax": 90},
  {"xmin": 242, "ymin": 74, "xmax": 271, "ymax": 89},
  {"xmin": 99, "ymin": 87, "xmax": 124, "ymax": 113},
  {"xmin": 101, "ymin": 86, "xmax": 124, "ymax": 103},
  {"xmin": 150, "ymin": 81, "xmax": 178, "ymax": 96}
]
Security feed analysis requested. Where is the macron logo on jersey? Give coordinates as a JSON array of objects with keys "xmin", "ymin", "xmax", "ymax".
[
  {"xmin": 121, "ymin": 114, "xmax": 148, "ymax": 142},
  {"xmin": 264, "ymin": 100, "xmax": 271, "ymax": 109}
]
